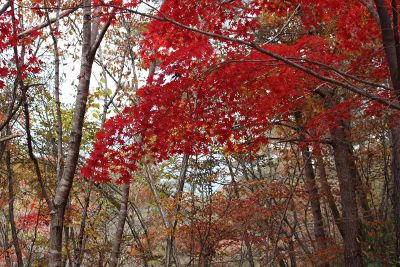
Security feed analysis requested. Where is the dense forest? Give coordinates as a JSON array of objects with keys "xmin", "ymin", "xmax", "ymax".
[{"xmin": 1, "ymin": 0, "xmax": 400, "ymax": 266}]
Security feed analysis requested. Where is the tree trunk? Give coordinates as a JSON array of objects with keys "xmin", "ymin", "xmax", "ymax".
[
  {"xmin": 295, "ymin": 111, "xmax": 328, "ymax": 259},
  {"xmin": 301, "ymin": 148, "xmax": 328, "ymax": 247},
  {"xmin": 45, "ymin": 0, "xmax": 63, "ymax": 182},
  {"xmin": 109, "ymin": 184, "xmax": 130, "ymax": 267},
  {"xmin": 165, "ymin": 155, "xmax": 189, "ymax": 267},
  {"xmin": 226, "ymin": 158, "xmax": 256, "ymax": 267},
  {"xmin": 392, "ymin": 126, "xmax": 400, "ymax": 266},
  {"xmin": 49, "ymin": 0, "xmax": 93, "ymax": 264},
  {"xmin": 373, "ymin": 1, "xmax": 400, "ymax": 264},
  {"xmin": 73, "ymin": 181, "xmax": 92, "ymax": 267},
  {"xmin": 330, "ymin": 124, "xmax": 363, "ymax": 267},
  {"xmin": 315, "ymin": 152, "xmax": 344, "ymax": 237},
  {"xmin": 6, "ymin": 150, "xmax": 23, "ymax": 267}
]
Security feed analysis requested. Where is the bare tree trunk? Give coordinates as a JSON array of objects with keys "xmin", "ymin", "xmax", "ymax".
[
  {"xmin": 45, "ymin": 0, "xmax": 63, "ymax": 182},
  {"xmin": 165, "ymin": 155, "xmax": 189, "ymax": 267},
  {"xmin": 48, "ymin": 1, "xmax": 112, "ymax": 265},
  {"xmin": 6, "ymin": 149, "xmax": 23, "ymax": 267},
  {"xmin": 54, "ymin": 6, "xmax": 63, "ymax": 182},
  {"xmin": 126, "ymin": 216, "xmax": 150, "ymax": 267},
  {"xmin": 295, "ymin": 111, "xmax": 328, "ymax": 261},
  {"xmin": 301, "ymin": 148, "xmax": 328, "ymax": 250},
  {"xmin": 373, "ymin": 1, "xmax": 400, "ymax": 264},
  {"xmin": 330, "ymin": 124, "xmax": 363, "ymax": 267},
  {"xmin": 144, "ymin": 164, "xmax": 170, "ymax": 228},
  {"xmin": 315, "ymin": 152, "xmax": 344, "ymax": 237},
  {"xmin": 72, "ymin": 181, "xmax": 92, "ymax": 267},
  {"xmin": 226, "ymin": 158, "xmax": 255, "ymax": 267},
  {"xmin": 109, "ymin": 184, "xmax": 130, "ymax": 267},
  {"xmin": 48, "ymin": 0, "xmax": 92, "ymax": 260}
]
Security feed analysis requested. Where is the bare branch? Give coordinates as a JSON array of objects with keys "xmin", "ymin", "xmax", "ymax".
[
  {"xmin": 0, "ymin": 134, "xmax": 22, "ymax": 143},
  {"xmin": 18, "ymin": 3, "xmax": 81, "ymax": 39}
]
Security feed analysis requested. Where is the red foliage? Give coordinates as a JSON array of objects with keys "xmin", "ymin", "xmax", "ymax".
[{"xmin": 85, "ymin": 0, "xmax": 394, "ymax": 183}]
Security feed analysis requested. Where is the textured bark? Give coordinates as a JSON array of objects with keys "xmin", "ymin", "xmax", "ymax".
[
  {"xmin": 301, "ymin": 149, "xmax": 328, "ymax": 246},
  {"xmin": 372, "ymin": 2, "xmax": 400, "ymax": 264},
  {"xmin": 330, "ymin": 124, "xmax": 363, "ymax": 267},
  {"xmin": 48, "ymin": 0, "xmax": 112, "ymax": 264},
  {"xmin": 295, "ymin": 112, "xmax": 328, "ymax": 267},
  {"xmin": 109, "ymin": 184, "xmax": 130, "ymax": 267},
  {"xmin": 49, "ymin": 16, "xmax": 92, "ymax": 260},
  {"xmin": 374, "ymin": 0, "xmax": 400, "ymax": 85},
  {"xmin": 6, "ymin": 150, "xmax": 23, "ymax": 267}
]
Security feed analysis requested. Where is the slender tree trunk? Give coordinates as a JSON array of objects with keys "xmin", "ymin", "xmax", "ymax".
[
  {"xmin": 226, "ymin": 158, "xmax": 256, "ymax": 267},
  {"xmin": 289, "ymin": 234, "xmax": 297, "ymax": 267},
  {"xmin": 109, "ymin": 184, "xmax": 130, "ymax": 267},
  {"xmin": 48, "ymin": 0, "xmax": 111, "ymax": 264},
  {"xmin": 301, "ymin": 148, "xmax": 328, "ymax": 249},
  {"xmin": 295, "ymin": 111, "xmax": 328, "ymax": 261},
  {"xmin": 72, "ymin": 181, "xmax": 92, "ymax": 267},
  {"xmin": 392, "ymin": 126, "xmax": 400, "ymax": 266},
  {"xmin": 45, "ymin": 0, "xmax": 63, "ymax": 182},
  {"xmin": 48, "ymin": 3, "xmax": 92, "ymax": 261},
  {"xmin": 6, "ymin": 149, "xmax": 23, "ymax": 267},
  {"xmin": 126, "ymin": 216, "xmax": 150, "ymax": 267},
  {"xmin": 165, "ymin": 155, "xmax": 189, "ymax": 267},
  {"xmin": 315, "ymin": 152, "xmax": 344, "ymax": 237}
]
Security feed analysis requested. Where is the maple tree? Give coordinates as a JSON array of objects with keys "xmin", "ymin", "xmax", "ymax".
[{"xmin": 1, "ymin": 0, "xmax": 400, "ymax": 266}]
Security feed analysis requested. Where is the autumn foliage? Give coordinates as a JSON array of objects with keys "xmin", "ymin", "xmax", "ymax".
[{"xmin": 2, "ymin": 0, "xmax": 400, "ymax": 266}]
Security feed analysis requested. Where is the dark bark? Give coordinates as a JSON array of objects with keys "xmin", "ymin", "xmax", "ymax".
[
  {"xmin": 315, "ymin": 153, "xmax": 344, "ymax": 237},
  {"xmin": 24, "ymin": 100, "xmax": 52, "ymax": 209},
  {"xmin": 330, "ymin": 124, "xmax": 363, "ymax": 267},
  {"xmin": 393, "ymin": 126, "xmax": 400, "ymax": 266},
  {"xmin": 295, "ymin": 111, "xmax": 328, "ymax": 259},
  {"xmin": 374, "ymin": 0, "xmax": 399, "ymax": 85},
  {"xmin": 6, "ymin": 150, "xmax": 23, "ymax": 267},
  {"xmin": 372, "ymin": 2, "xmax": 400, "ymax": 264},
  {"xmin": 301, "ymin": 148, "xmax": 328, "ymax": 247}
]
